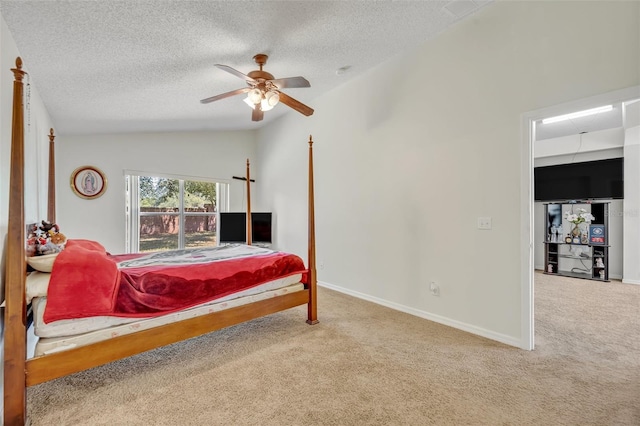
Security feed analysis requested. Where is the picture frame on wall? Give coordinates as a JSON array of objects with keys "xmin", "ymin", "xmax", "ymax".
[{"xmin": 70, "ymin": 166, "xmax": 107, "ymax": 199}]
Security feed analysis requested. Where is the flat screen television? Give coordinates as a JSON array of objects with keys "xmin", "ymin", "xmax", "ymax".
[
  {"xmin": 251, "ymin": 212, "xmax": 273, "ymax": 244},
  {"xmin": 218, "ymin": 212, "xmax": 272, "ymax": 244},
  {"xmin": 218, "ymin": 212, "xmax": 246, "ymax": 243},
  {"xmin": 534, "ymin": 158, "xmax": 623, "ymax": 202}
]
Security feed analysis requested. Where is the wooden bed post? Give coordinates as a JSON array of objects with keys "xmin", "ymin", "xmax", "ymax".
[
  {"xmin": 47, "ymin": 128, "xmax": 56, "ymax": 223},
  {"xmin": 4, "ymin": 57, "xmax": 28, "ymax": 426},
  {"xmin": 246, "ymin": 158, "xmax": 252, "ymax": 245},
  {"xmin": 307, "ymin": 136, "xmax": 318, "ymax": 324}
]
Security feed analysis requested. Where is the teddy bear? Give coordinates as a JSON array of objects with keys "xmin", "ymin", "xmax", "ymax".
[{"xmin": 34, "ymin": 220, "xmax": 67, "ymax": 255}]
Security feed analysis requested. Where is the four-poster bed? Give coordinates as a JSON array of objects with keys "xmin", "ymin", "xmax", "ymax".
[{"xmin": 3, "ymin": 57, "xmax": 318, "ymax": 425}]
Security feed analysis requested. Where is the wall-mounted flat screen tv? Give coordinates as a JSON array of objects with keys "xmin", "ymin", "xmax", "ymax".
[
  {"xmin": 218, "ymin": 212, "xmax": 273, "ymax": 244},
  {"xmin": 534, "ymin": 158, "xmax": 623, "ymax": 202}
]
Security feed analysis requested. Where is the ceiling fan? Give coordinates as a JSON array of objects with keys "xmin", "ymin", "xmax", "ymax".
[{"xmin": 200, "ymin": 53, "xmax": 314, "ymax": 122}]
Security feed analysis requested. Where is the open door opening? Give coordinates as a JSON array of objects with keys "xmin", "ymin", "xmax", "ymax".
[{"xmin": 523, "ymin": 86, "xmax": 640, "ymax": 350}]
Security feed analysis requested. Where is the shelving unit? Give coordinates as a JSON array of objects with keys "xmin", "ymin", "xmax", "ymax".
[{"xmin": 543, "ymin": 201, "xmax": 610, "ymax": 282}]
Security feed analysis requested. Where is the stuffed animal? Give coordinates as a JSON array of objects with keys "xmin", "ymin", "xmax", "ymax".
[
  {"xmin": 50, "ymin": 232, "xmax": 66, "ymax": 245},
  {"xmin": 32, "ymin": 220, "xmax": 67, "ymax": 255},
  {"xmin": 40, "ymin": 220, "xmax": 59, "ymax": 234}
]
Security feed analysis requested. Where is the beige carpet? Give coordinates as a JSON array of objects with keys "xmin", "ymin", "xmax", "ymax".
[{"xmin": 27, "ymin": 273, "xmax": 640, "ymax": 425}]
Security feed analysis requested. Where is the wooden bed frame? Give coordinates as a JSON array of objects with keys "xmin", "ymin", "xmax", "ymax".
[{"xmin": 3, "ymin": 57, "xmax": 318, "ymax": 426}]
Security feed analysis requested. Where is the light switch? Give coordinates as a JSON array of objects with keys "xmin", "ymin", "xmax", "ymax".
[{"xmin": 477, "ymin": 217, "xmax": 492, "ymax": 230}]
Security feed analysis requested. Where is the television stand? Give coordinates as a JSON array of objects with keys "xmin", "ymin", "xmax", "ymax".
[{"xmin": 543, "ymin": 201, "xmax": 610, "ymax": 282}]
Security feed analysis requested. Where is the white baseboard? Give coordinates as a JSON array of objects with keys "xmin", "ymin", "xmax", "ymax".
[
  {"xmin": 622, "ymin": 278, "xmax": 640, "ymax": 285},
  {"xmin": 318, "ymin": 281, "xmax": 525, "ymax": 349}
]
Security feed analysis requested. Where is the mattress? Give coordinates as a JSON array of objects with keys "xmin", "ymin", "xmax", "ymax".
[
  {"xmin": 33, "ymin": 273, "xmax": 302, "ymax": 338},
  {"xmin": 34, "ymin": 280, "xmax": 305, "ymax": 356}
]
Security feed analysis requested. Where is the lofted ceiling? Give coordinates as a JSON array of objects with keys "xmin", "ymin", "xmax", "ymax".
[{"xmin": 0, "ymin": 0, "xmax": 493, "ymax": 136}]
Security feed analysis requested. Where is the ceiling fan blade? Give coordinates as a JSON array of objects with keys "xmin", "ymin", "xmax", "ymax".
[
  {"xmin": 215, "ymin": 64, "xmax": 257, "ymax": 84},
  {"xmin": 252, "ymin": 104, "xmax": 264, "ymax": 122},
  {"xmin": 277, "ymin": 91, "xmax": 314, "ymax": 117},
  {"xmin": 269, "ymin": 76, "xmax": 311, "ymax": 89},
  {"xmin": 200, "ymin": 87, "xmax": 250, "ymax": 104}
]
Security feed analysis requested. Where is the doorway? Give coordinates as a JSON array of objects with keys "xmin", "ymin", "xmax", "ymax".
[{"xmin": 521, "ymin": 85, "xmax": 640, "ymax": 350}]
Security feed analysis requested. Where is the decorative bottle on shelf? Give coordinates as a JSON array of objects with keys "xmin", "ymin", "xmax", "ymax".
[
  {"xmin": 571, "ymin": 225, "xmax": 581, "ymax": 244},
  {"xmin": 581, "ymin": 232, "xmax": 589, "ymax": 245},
  {"xmin": 571, "ymin": 224, "xmax": 581, "ymax": 238}
]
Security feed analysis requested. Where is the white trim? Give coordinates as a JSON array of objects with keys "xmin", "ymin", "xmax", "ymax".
[
  {"xmin": 622, "ymin": 279, "xmax": 640, "ymax": 285},
  {"xmin": 123, "ymin": 169, "xmax": 231, "ymax": 184},
  {"xmin": 318, "ymin": 281, "xmax": 523, "ymax": 349},
  {"xmin": 521, "ymin": 85, "xmax": 640, "ymax": 351},
  {"xmin": 520, "ymin": 111, "xmax": 535, "ymax": 350}
]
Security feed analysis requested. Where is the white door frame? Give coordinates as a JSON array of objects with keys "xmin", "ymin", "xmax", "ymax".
[{"xmin": 520, "ymin": 85, "xmax": 640, "ymax": 351}]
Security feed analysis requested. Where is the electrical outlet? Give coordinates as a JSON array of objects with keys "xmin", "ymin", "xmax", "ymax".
[{"xmin": 429, "ymin": 281, "xmax": 440, "ymax": 296}]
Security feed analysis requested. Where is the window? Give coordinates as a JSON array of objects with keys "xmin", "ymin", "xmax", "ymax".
[{"xmin": 126, "ymin": 173, "xmax": 228, "ymax": 252}]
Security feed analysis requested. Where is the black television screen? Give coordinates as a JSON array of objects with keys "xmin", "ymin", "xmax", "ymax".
[
  {"xmin": 534, "ymin": 158, "xmax": 623, "ymax": 202},
  {"xmin": 251, "ymin": 212, "xmax": 272, "ymax": 243},
  {"xmin": 218, "ymin": 212, "xmax": 246, "ymax": 243},
  {"xmin": 218, "ymin": 212, "xmax": 272, "ymax": 244}
]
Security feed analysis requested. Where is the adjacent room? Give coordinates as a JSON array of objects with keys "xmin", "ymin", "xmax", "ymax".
[
  {"xmin": 534, "ymin": 100, "xmax": 639, "ymax": 282},
  {"xmin": 1, "ymin": 1, "xmax": 639, "ymax": 424},
  {"xmin": 531, "ymin": 98, "xmax": 640, "ymax": 411}
]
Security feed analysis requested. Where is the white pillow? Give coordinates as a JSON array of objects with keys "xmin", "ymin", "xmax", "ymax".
[
  {"xmin": 26, "ymin": 253, "xmax": 58, "ymax": 272},
  {"xmin": 26, "ymin": 271, "xmax": 51, "ymax": 303}
]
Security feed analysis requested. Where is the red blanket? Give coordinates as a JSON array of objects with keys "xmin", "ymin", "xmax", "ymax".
[{"xmin": 43, "ymin": 240, "xmax": 307, "ymax": 323}]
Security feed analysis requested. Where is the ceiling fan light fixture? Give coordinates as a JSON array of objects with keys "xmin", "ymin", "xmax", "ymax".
[
  {"xmin": 203, "ymin": 54, "xmax": 313, "ymax": 121},
  {"xmin": 264, "ymin": 90, "xmax": 280, "ymax": 107},
  {"xmin": 260, "ymin": 99, "xmax": 273, "ymax": 111},
  {"xmin": 247, "ymin": 88, "xmax": 262, "ymax": 105},
  {"xmin": 261, "ymin": 98, "xmax": 274, "ymax": 112},
  {"xmin": 243, "ymin": 97, "xmax": 256, "ymax": 110}
]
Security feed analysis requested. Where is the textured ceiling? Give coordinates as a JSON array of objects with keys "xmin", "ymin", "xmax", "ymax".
[{"xmin": 0, "ymin": 0, "xmax": 493, "ymax": 135}]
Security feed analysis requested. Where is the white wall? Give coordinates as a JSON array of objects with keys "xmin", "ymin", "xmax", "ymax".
[
  {"xmin": 255, "ymin": 0, "xmax": 640, "ymax": 348},
  {"xmin": 534, "ymin": 127, "xmax": 624, "ymax": 167},
  {"xmin": 1, "ymin": 15, "xmax": 53, "ymax": 298},
  {"xmin": 56, "ymin": 131, "xmax": 257, "ymax": 253}
]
